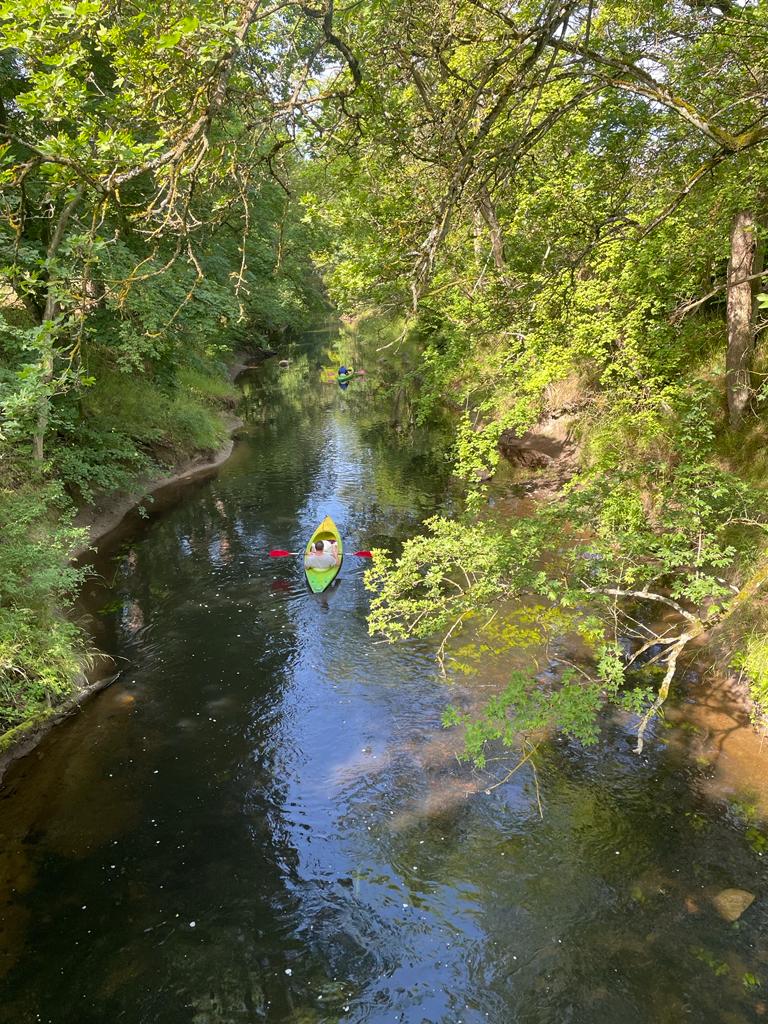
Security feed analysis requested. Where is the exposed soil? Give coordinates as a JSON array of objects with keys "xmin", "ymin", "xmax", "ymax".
[
  {"xmin": 497, "ymin": 413, "xmax": 581, "ymax": 500},
  {"xmin": 228, "ymin": 346, "xmax": 277, "ymax": 380}
]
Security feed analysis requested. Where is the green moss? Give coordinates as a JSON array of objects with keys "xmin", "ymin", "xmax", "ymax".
[
  {"xmin": 0, "ymin": 707, "xmax": 59, "ymax": 755},
  {"xmin": 691, "ymin": 946, "xmax": 730, "ymax": 978},
  {"xmin": 728, "ymin": 793, "xmax": 760, "ymax": 825}
]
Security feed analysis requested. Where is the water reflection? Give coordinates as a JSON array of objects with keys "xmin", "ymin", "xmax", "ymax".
[{"xmin": 1, "ymin": 328, "xmax": 768, "ymax": 1022}]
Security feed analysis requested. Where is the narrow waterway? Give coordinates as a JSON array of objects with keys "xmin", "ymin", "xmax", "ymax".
[{"xmin": 2, "ymin": 334, "xmax": 768, "ymax": 1023}]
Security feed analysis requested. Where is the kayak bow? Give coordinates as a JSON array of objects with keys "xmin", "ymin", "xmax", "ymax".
[{"xmin": 304, "ymin": 515, "xmax": 343, "ymax": 593}]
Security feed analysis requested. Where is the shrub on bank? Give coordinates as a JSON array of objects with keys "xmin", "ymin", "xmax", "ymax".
[
  {"xmin": 0, "ymin": 609, "xmax": 86, "ymax": 733},
  {"xmin": 51, "ymin": 363, "xmax": 235, "ymax": 502},
  {"xmin": 0, "ymin": 483, "xmax": 88, "ymax": 735}
]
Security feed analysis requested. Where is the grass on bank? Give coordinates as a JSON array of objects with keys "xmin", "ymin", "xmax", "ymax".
[
  {"xmin": 0, "ymin": 481, "xmax": 89, "ymax": 735},
  {"xmin": 53, "ymin": 361, "xmax": 237, "ymax": 502}
]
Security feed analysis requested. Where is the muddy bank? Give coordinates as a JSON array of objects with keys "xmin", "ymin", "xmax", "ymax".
[{"xmin": 496, "ymin": 413, "xmax": 581, "ymax": 500}]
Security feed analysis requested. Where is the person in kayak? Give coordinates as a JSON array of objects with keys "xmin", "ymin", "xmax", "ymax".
[{"xmin": 305, "ymin": 539, "xmax": 338, "ymax": 570}]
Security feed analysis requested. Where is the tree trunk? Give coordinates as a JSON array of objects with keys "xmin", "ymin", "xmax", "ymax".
[
  {"xmin": 477, "ymin": 187, "xmax": 506, "ymax": 272},
  {"xmin": 726, "ymin": 209, "xmax": 757, "ymax": 428},
  {"xmin": 32, "ymin": 310, "xmax": 57, "ymax": 464},
  {"xmin": 751, "ymin": 204, "xmax": 766, "ymax": 314},
  {"xmin": 31, "ymin": 186, "xmax": 84, "ymax": 462},
  {"xmin": 32, "ymin": 343, "xmax": 54, "ymax": 463}
]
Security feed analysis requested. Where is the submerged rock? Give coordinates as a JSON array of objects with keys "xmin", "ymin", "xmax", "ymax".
[{"xmin": 712, "ymin": 888, "xmax": 755, "ymax": 921}]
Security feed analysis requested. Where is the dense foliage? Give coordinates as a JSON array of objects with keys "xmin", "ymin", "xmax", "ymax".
[
  {"xmin": 0, "ymin": 0, "xmax": 349, "ymax": 733},
  {"xmin": 302, "ymin": 0, "xmax": 768, "ymax": 754}
]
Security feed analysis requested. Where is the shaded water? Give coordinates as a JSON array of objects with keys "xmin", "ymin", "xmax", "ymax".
[{"xmin": 2, "ymin": 337, "xmax": 768, "ymax": 1023}]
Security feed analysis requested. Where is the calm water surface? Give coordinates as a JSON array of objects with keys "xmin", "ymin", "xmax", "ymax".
[{"xmin": 1, "ymin": 341, "xmax": 768, "ymax": 1023}]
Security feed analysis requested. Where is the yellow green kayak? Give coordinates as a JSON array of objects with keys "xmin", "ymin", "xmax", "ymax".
[{"xmin": 304, "ymin": 515, "xmax": 343, "ymax": 593}]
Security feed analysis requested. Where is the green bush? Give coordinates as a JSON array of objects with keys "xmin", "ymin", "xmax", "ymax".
[
  {"xmin": 0, "ymin": 608, "xmax": 86, "ymax": 732},
  {"xmin": 0, "ymin": 482, "xmax": 88, "ymax": 735},
  {"xmin": 733, "ymin": 633, "xmax": 768, "ymax": 725}
]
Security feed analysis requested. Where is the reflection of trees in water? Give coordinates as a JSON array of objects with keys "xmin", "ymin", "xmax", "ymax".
[
  {"xmin": 121, "ymin": 598, "xmax": 144, "ymax": 634},
  {"xmin": 373, "ymin": 726, "xmax": 768, "ymax": 1022},
  {"xmin": 346, "ymin": 409, "xmax": 455, "ymax": 546},
  {"xmin": 239, "ymin": 351, "xmax": 325, "ymax": 427}
]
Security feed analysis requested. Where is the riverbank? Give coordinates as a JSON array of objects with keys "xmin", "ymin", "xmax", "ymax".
[
  {"xmin": 71, "ymin": 413, "xmax": 243, "ymax": 558},
  {"xmin": 0, "ymin": 408, "xmax": 244, "ymax": 785},
  {"xmin": 485, "ymin": 405, "xmax": 766, "ymax": 749}
]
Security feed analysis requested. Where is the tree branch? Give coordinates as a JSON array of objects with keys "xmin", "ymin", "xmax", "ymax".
[
  {"xmin": 582, "ymin": 585, "xmax": 700, "ymax": 624},
  {"xmin": 634, "ymin": 634, "xmax": 691, "ymax": 754},
  {"xmin": 671, "ymin": 269, "xmax": 768, "ymax": 322}
]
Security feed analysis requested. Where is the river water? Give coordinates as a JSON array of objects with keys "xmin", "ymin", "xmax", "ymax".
[{"xmin": 2, "ymin": 338, "xmax": 768, "ymax": 1023}]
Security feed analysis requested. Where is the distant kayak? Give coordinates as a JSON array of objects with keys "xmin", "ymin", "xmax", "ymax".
[
  {"xmin": 320, "ymin": 369, "xmax": 367, "ymax": 387},
  {"xmin": 304, "ymin": 515, "xmax": 343, "ymax": 593}
]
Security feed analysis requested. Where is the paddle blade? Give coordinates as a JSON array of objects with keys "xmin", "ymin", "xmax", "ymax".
[
  {"xmin": 353, "ymin": 550, "xmax": 373, "ymax": 558},
  {"xmin": 269, "ymin": 549, "xmax": 297, "ymax": 557}
]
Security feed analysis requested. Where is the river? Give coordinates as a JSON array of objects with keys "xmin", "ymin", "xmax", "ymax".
[{"xmin": 1, "ymin": 331, "xmax": 768, "ymax": 1023}]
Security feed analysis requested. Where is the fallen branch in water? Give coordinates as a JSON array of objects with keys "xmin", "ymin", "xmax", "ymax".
[
  {"xmin": 633, "ymin": 632, "xmax": 691, "ymax": 754},
  {"xmin": 483, "ymin": 740, "xmax": 541, "ymax": 794}
]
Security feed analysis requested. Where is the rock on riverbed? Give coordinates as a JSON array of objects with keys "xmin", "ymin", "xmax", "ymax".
[{"xmin": 711, "ymin": 888, "xmax": 755, "ymax": 921}]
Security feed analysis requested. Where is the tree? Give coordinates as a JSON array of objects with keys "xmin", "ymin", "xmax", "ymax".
[
  {"xmin": 307, "ymin": 0, "xmax": 768, "ymax": 756},
  {"xmin": 726, "ymin": 210, "xmax": 759, "ymax": 427},
  {"xmin": 0, "ymin": 0, "xmax": 356, "ymax": 460}
]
